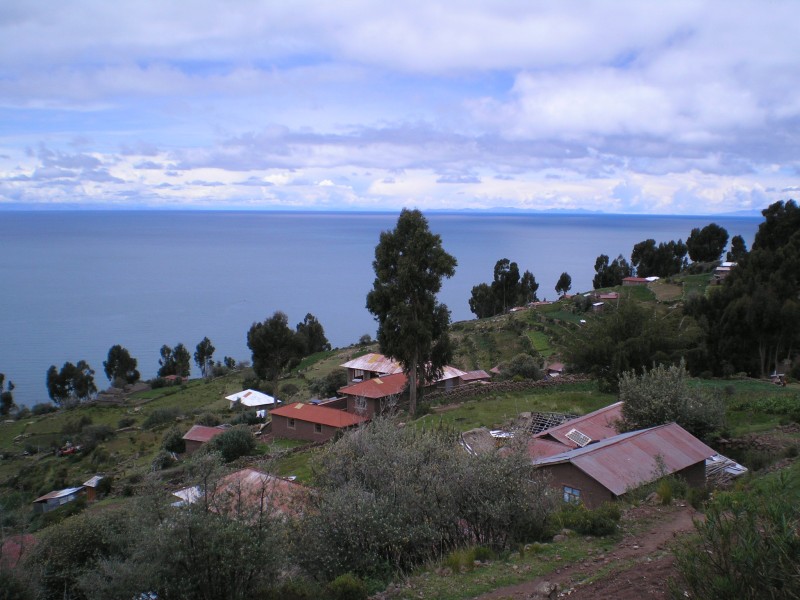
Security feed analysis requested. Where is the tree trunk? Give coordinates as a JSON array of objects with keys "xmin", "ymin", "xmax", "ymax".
[{"xmin": 408, "ymin": 354, "xmax": 418, "ymax": 416}]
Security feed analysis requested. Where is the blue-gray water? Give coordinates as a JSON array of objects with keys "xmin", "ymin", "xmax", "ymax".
[{"xmin": 0, "ymin": 211, "xmax": 760, "ymax": 407}]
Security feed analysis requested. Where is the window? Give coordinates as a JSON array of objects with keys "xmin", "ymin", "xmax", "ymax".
[
  {"xmin": 287, "ymin": 418, "xmax": 295, "ymax": 429},
  {"xmin": 563, "ymin": 486, "xmax": 581, "ymax": 503},
  {"xmin": 314, "ymin": 423, "xmax": 322, "ymax": 434}
]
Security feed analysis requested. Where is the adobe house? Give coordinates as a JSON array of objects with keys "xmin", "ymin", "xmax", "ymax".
[
  {"xmin": 338, "ymin": 372, "xmax": 407, "ymax": 418},
  {"xmin": 340, "ymin": 353, "xmax": 403, "ymax": 385},
  {"xmin": 269, "ymin": 402, "xmax": 367, "ymax": 442},
  {"xmin": 622, "ymin": 277, "xmax": 649, "ymax": 286},
  {"xmin": 533, "ymin": 423, "xmax": 713, "ymax": 508},
  {"xmin": 182, "ymin": 424, "xmax": 227, "ymax": 454}
]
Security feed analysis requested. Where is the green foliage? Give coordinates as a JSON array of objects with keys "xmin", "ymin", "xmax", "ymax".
[
  {"xmin": 162, "ymin": 426, "xmax": 186, "ymax": 453},
  {"xmin": 46, "ymin": 360, "xmax": 97, "ymax": 406},
  {"xmin": 295, "ymin": 417, "xmax": 555, "ymax": 581},
  {"xmin": 280, "ymin": 382, "xmax": 300, "ymax": 397},
  {"xmin": 206, "ymin": 425, "xmax": 255, "ymax": 462},
  {"xmin": 726, "ymin": 234, "xmax": 748, "ymax": 262},
  {"xmin": 672, "ymin": 475, "xmax": 800, "ymax": 600},
  {"xmin": 142, "ymin": 406, "xmax": 183, "ymax": 429},
  {"xmin": 496, "ymin": 353, "xmax": 542, "ymax": 381},
  {"xmin": 631, "ymin": 238, "xmax": 688, "ymax": 277},
  {"xmin": 555, "ymin": 272, "xmax": 572, "ymax": 296},
  {"xmin": 309, "ymin": 369, "xmax": 348, "ymax": 398},
  {"xmin": 366, "ymin": 209, "xmax": 457, "ymax": 415},
  {"xmin": 195, "ymin": 411, "xmax": 221, "ymax": 426},
  {"xmin": 0, "ymin": 567, "xmax": 33, "ymax": 600},
  {"xmin": 158, "ymin": 342, "xmax": 191, "ymax": 378},
  {"xmin": 0, "ymin": 373, "xmax": 15, "ymax": 416},
  {"xmin": 325, "ymin": 573, "xmax": 368, "ymax": 600},
  {"xmin": 469, "ymin": 258, "xmax": 540, "ymax": 318},
  {"xmin": 593, "ymin": 254, "xmax": 632, "ymax": 289},
  {"xmin": 554, "ymin": 502, "xmax": 621, "ymax": 537},
  {"xmin": 686, "ymin": 223, "xmax": 729, "ymax": 263},
  {"xmin": 619, "ymin": 361, "xmax": 725, "ymax": 441},
  {"xmin": 31, "ymin": 402, "xmax": 57, "ymax": 415},
  {"xmin": 296, "ymin": 313, "xmax": 331, "ymax": 355},
  {"xmin": 567, "ymin": 300, "xmax": 702, "ymax": 391},
  {"xmin": 248, "ymin": 311, "xmax": 306, "ymax": 381},
  {"xmin": 194, "ymin": 336, "xmax": 216, "ymax": 378},
  {"xmin": 151, "ymin": 449, "xmax": 175, "ymax": 471},
  {"xmin": 103, "ymin": 344, "xmax": 140, "ymax": 384}
]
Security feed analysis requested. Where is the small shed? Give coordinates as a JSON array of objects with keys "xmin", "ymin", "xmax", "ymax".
[
  {"xmin": 226, "ymin": 389, "xmax": 277, "ymax": 412},
  {"xmin": 622, "ymin": 277, "xmax": 649, "ymax": 286},
  {"xmin": 32, "ymin": 486, "xmax": 86, "ymax": 514},
  {"xmin": 533, "ymin": 423, "xmax": 713, "ymax": 508},
  {"xmin": 182, "ymin": 425, "xmax": 227, "ymax": 454},
  {"xmin": 82, "ymin": 474, "xmax": 105, "ymax": 503}
]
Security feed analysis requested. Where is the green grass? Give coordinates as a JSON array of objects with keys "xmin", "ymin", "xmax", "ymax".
[
  {"xmin": 415, "ymin": 383, "xmax": 615, "ymax": 433},
  {"xmin": 680, "ymin": 273, "xmax": 712, "ymax": 299},
  {"xmin": 273, "ymin": 447, "xmax": 319, "ymax": 483},
  {"xmin": 527, "ymin": 331, "xmax": 552, "ymax": 357}
]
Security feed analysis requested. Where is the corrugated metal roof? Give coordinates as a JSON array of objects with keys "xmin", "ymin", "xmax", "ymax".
[
  {"xmin": 33, "ymin": 487, "xmax": 84, "ymax": 503},
  {"xmin": 225, "ymin": 389, "xmax": 276, "ymax": 407},
  {"xmin": 182, "ymin": 424, "xmax": 227, "ymax": 443},
  {"xmin": 534, "ymin": 401, "xmax": 622, "ymax": 449},
  {"xmin": 533, "ymin": 423, "xmax": 714, "ymax": 496},
  {"xmin": 83, "ymin": 475, "xmax": 104, "ymax": 488},
  {"xmin": 270, "ymin": 402, "xmax": 367, "ymax": 428},
  {"xmin": 340, "ymin": 353, "xmax": 403, "ymax": 375},
  {"xmin": 460, "ymin": 370, "xmax": 491, "ymax": 382},
  {"xmin": 338, "ymin": 372, "xmax": 407, "ymax": 398}
]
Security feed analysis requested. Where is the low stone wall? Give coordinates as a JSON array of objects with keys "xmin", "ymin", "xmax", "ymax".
[{"xmin": 423, "ymin": 374, "xmax": 591, "ymax": 405}]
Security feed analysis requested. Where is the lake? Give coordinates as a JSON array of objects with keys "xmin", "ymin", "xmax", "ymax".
[{"xmin": 0, "ymin": 210, "xmax": 760, "ymax": 406}]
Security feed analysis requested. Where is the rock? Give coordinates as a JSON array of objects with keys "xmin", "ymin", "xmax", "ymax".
[
  {"xmin": 552, "ymin": 534, "xmax": 568, "ymax": 543},
  {"xmin": 530, "ymin": 581, "xmax": 559, "ymax": 598}
]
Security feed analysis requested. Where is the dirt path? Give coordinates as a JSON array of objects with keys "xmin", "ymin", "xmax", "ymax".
[{"xmin": 474, "ymin": 503, "xmax": 700, "ymax": 600}]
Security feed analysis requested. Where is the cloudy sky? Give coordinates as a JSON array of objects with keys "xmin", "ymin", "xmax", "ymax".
[{"xmin": 1, "ymin": 1, "xmax": 799, "ymax": 214}]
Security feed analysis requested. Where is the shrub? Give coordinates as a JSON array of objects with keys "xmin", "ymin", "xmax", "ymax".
[
  {"xmin": 151, "ymin": 450, "xmax": 175, "ymax": 471},
  {"xmin": 61, "ymin": 415, "xmax": 93, "ymax": 435},
  {"xmin": 326, "ymin": 573, "xmax": 368, "ymax": 600},
  {"xmin": 206, "ymin": 426, "xmax": 255, "ymax": 462},
  {"xmin": 195, "ymin": 412, "xmax": 220, "ymax": 426},
  {"xmin": 687, "ymin": 486, "xmax": 709, "ymax": 509},
  {"xmin": 150, "ymin": 377, "xmax": 167, "ymax": 389},
  {"xmin": 309, "ymin": 370, "xmax": 348, "ymax": 398},
  {"xmin": 31, "ymin": 403, "xmax": 57, "ymax": 416},
  {"xmin": 280, "ymin": 383, "xmax": 300, "ymax": 397},
  {"xmin": 117, "ymin": 416, "xmax": 136, "ymax": 428},
  {"xmin": 13, "ymin": 407, "xmax": 30, "ymax": 421},
  {"xmin": 261, "ymin": 579, "xmax": 322, "ymax": 600},
  {"xmin": 231, "ymin": 410, "xmax": 262, "ymax": 426},
  {"xmin": 555, "ymin": 502, "xmax": 621, "ymax": 537},
  {"xmin": 143, "ymin": 407, "xmax": 182, "ymax": 429},
  {"xmin": 79, "ymin": 425, "xmax": 115, "ymax": 448},
  {"xmin": 496, "ymin": 353, "xmax": 542, "ymax": 381},
  {"xmin": 162, "ymin": 426, "xmax": 186, "ymax": 453}
]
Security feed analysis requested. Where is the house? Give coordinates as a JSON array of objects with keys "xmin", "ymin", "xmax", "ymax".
[
  {"xmin": 622, "ymin": 277, "xmax": 649, "ymax": 286},
  {"xmin": 226, "ymin": 389, "xmax": 277, "ymax": 416},
  {"xmin": 32, "ymin": 486, "xmax": 86, "ymax": 514},
  {"xmin": 533, "ymin": 422, "xmax": 714, "ymax": 508},
  {"xmin": 340, "ymin": 353, "xmax": 403, "ymax": 385},
  {"xmin": 528, "ymin": 401, "xmax": 622, "ymax": 459},
  {"xmin": 713, "ymin": 261, "xmax": 737, "ymax": 284},
  {"xmin": 182, "ymin": 424, "xmax": 227, "ymax": 454},
  {"xmin": 338, "ymin": 372, "xmax": 407, "ymax": 419},
  {"xmin": 269, "ymin": 402, "xmax": 367, "ymax": 442},
  {"xmin": 173, "ymin": 468, "xmax": 306, "ymax": 520},
  {"xmin": 82, "ymin": 474, "xmax": 105, "ymax": 503}
]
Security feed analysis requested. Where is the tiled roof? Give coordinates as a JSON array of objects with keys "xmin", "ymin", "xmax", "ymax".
[
  {"xmin": 270, "ymin": 402, "xmax": 367, "ymax": 428},
  {"xmin": 533, "ymin": 423, "xmax": 714, "ymax": 496}
]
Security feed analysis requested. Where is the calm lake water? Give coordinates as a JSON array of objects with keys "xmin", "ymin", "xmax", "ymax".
[{"xmin": 0, "ymin": 210, "xmax": 760, "ymax": 406}]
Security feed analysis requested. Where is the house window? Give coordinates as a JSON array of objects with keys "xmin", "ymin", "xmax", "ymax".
[
  {"xmin": 563, "ymin": 486, "xmax": 581, "ymax": 503},
  {"xmin": 314, "ymin": 423, "xmax": 322, "ymax": 434},
  {"xmin": 352, "ymin": 369, "xmax": 364, "ymax": 382},
  {"xmin": 287, "ymin": 418, "xmax": 295, "ymax": 429}
]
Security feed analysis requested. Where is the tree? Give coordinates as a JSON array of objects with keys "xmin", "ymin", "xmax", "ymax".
[
  {"xmin": 468, "ymin": 282, "xmax": 496, "ymax": 319},
  {"xmin": 46, "ymin": 360, "xmax": 97, "ymax": 406},
  {"xmin": 687, "ymin": 223, "xmax": 729, "ymax": 263},
  {"xmin": 618, "ymin": 360, "xmax": 725, "ymax": 441},
  {"xmin": 469, "ymin": 261, "xmax": 539, "ymax": 318},
  {"xmin": 206, "ymin": 426, "xmax": 256, "ymax": 462},
  {"xmin": 726, "ymin": 234, "xmax": 748, "ymax": 262},
  {"xmin": 158, "ymin": 343, "xmax": 191, "ymax": 378},
  {"xmin": 194, "ymin": 337, "xmax": 216, "ymax": 379},
  {"xmin": 366, "ymin": 209, "xmax": 457, "ymax": 416},
  {"xmin": 593, "ymin": 254, "xmax": 632, "ymax": 289},
  {"xmin": 491, "ymin": 258, "xmax": 520, "ymax": 313},
  {"xmin": 295, "ymin": 313, "xmax": 331, "ymax": 354},
  {"xmin": 0, "ymin": 373, "xmax": 15, "ymax": 416},
  {"xmin": 555, "ymin": 272, "xmax": 572, "ymax": 296},
  {"xmin": 247, "ymin": 311, "xmax": 305, "ymax": 381},
  {"xmin": 103, "ymin": 345, "xmax": 140, "ymax": 385},
  {"xmin": 631, "ymin": 238, "xmax": 688, "ymax": 277},
  {"xmin": 519, "ymin": 270, "xmax": 540, "ymax": 304}
]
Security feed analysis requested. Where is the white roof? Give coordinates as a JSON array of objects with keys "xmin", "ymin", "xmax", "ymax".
[
  {"xmin": 225, "ymin": 389, "xmax": 276, "ymax": 407},
  {"xmin": 645, "ymin": 276, "xmax": 660, "ymax": 282}
]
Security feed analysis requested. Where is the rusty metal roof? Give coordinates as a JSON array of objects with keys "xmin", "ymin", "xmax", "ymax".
[
  {"xmin": 33, "ymin": 486, "xmax": 84, "ymax": 503},
  {"xmin": 340, "ymin": 353, "xmax": 403, "ymax": 375},
  {"xmin": 533, "ymin": 423, "xmax": 715, "ymax": 496},
  {"xmin": 338, "ymin": 372, "xmax": 407, "ymax": 398},
  {"xmin": 182, "ymin": 424, "xmax": 227, "ymax": 443},
  {"xmin": 270, "ymin": 402, "xmax": 367, "ymax": 428},
  {"xmin": 534, "ymin": 401, "xmax": 623, "ymax": 449}
]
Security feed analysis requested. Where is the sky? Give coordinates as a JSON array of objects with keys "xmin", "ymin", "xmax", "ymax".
[{"xmin": 1, "ymin": 1, "xmax": 799, "ymax": 215}]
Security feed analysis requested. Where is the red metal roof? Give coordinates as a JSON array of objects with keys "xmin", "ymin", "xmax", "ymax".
[
  {"xmin": 182, "ymin": 424, "xmax": 227, "ymax": 443},
  {"xmin": 460, "ymin": 370, "xmax": 491, "ymax": 382},
  {"xmin": 338, "ymin": 372, "xmax": 407, "ymax": 398},
  {"xmin": 270, "ymin": 402, "xmax": 367, "ymax": 428},
  {"xmin": 534, "ymin": 423, "xmax": 715, "ymax": 496},
  {"xmin": 533, "ymin": 401, "xmax": 622, "ymax": 449}
]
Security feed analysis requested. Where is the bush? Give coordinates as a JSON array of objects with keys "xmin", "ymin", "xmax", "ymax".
[
  {"xmin": 117, "ymin": 416, "xmax": 136, "ymax": 428},
  {"xmin": 496, "ymin": 353, "xmax": 542, "ymax": 381},
  {"xmin": 280, "ymin": 383, "xmax": 300, "ymax": 397},
  {"xmin": 79, "ymin": 425, "xmax": 115, "ymax": 448},
  {"xmin": 672, "ymin": 476, "xmax": 800, "ymax": 599},
  {"xmin": 151, "ymin": 450, "xmax": 175, "ymax": 471},
  {"xmin": 206, "ymin": 426, "xmax": 255, "ymax": 462},
  {"xmin": 231, "ymin": 410, "xmax": 262, "ymax": 426},
  {"xmin": 143, "ymin": 407, "xmax": 182, "ymax": 429},
  {"xmin": 61, "ymin": 415, "xmax": 92, "ymax": 435},
  {"xmin": 261, "ymin": 579, "xmax": 322, "ymax": 600},
  {"xmin": 14, "ymin": 407, "xmax": 31, "ymax": 420},
  {"xmin": 555, "ymin": 502, "xmax": 621, "ymax": 537},
  {"xmin": 195, "ymin": 412, "xmax": 220, "ymax": 426},
  {"xmin": 309, "ymin": 370, "xmax": 348, "ymax": 398},
  {"xmin": 162, "ymin": 426, "xmax": 186, "ymax": 453},
  {"xmin": 31, "ymin": 403, "xmax": 57, "ymax": 416},
  {"xmin": 326, "ymin": 573, "xmax": 368, "ymax": 600}
]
